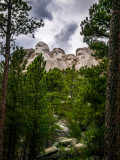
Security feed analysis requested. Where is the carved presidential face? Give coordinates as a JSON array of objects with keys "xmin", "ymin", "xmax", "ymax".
[
  {"xmin": 66, "ymin": 55, "xmax": 76, "ymax": 67},
  {"xmin": 76, "ymin": 50, "xmax": 86, "ymax": 60},
  {"xmin": 35, "ymin": 42, "xmax": 50, "ymax": 55},
  {"xmin": 52, "ymin": 48, "xmax": 66, "ymax": 60}
]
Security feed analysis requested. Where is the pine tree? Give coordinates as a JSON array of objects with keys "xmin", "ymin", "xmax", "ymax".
[
  {"xmin": 80, "ymin": 0, "xmax": 112, "ymax": 59},
  {"xmin": 0, "ymin": 0, "xmax": 44, "ymax": 158},
  {"xmin": 105, "ymin": 0, "xmax": 120, "ymax": 159},
  {"xmin": 46, "ymin": 68, "xmax": 64, "ymax": 115},
  {"xmin": 25, "ymin": 54, "xmax": 55, "ymax": 160},
  {"xmin": 2, "ymin": 48, "xmax": 27, "ymax": 160}
]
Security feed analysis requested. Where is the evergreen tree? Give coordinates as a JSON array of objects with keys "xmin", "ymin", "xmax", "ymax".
[
  {"xmin": 3, "ymin": 48, "xmax": 27, "ymax": 160},
  {"xmin": 79, "ymin": 60, "xmax": 107, "ymax": 158},
  {"xmin": 80, "ymin": 0, "xmax": 112, "ymax": 59},
  {"xmin": 63, "ymin": 67, "xmax": 83, "ymax": 139},
  {"xmin": 25, "ymin": 54, "xmax": 55, "ymax": 160},
  {"xmin": 0, "ymin": 0, "xmax": 44, "ymax": 157},
  {"xmin": 46, "ymin": 68, "xmax": 65, "ymax": 115}
]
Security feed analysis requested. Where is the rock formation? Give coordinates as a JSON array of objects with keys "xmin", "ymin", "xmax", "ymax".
[
  {"xmin": 75, "ymin": 48, "xmax": 98, "ymax": 70},
  {"xmin": 24, "ymin": 41, "xmax": 98, "ymax": 71}
]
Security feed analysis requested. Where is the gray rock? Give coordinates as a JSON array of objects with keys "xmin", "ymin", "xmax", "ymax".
[
  {"xmin": 58, "ymin": 137, "xmax": 68, "ymax": 142},
  {"xmin": 67, "ymin": 145, "xmax": 72, "ymax": 148},
  {"xmin": 74, "ymin": 143, "xmax": 86, "ymax": 150},
  {"xmin": 24, "ymin": 41, "xmax": 98, "ymax": 72},
  {"xmin": 44, "ymin": 146, "xmax": 59, "ymax": 155},
  {"xmin": 59, "ymin": 138, "xmax": 77, "ymax": 146},
  {"xmin": 64, "ymin": 147, "xmax": 71, "ymax": 152}
]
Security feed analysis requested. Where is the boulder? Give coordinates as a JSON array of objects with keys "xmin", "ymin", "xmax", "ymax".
[
  {"xmin": 67, "ymin": 145, "xmax": 72, "ymax": 148},
  {"xmin": 74, "ymin": 143, "xmax": 86, "ymax": 150},
  {"xmin": 64, "ymin": 147, "xmax": 71, "ymax": 152},
  {"xmin": 44, "ymin": 146, "xmax": 59, "ymax": 156},
  {"xmin": 59, "ymin": 138, "xmax": 77, "ymax": 146}
]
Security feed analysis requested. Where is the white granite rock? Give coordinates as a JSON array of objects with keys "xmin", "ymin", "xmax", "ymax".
[
  {"xmin": 35, "ymin": 42, "xmax": 50, "ymax": 55},
  {"xmin": 24, "ymin": 42, "xmax": 98, "ymax": 72},
  {"xmin": 64, "ymin": 147, "xmax": 71, "ymax": 152},
  {"xmin": 66, "ymin": 54, "xmax": 77, "ymax": 68},
  {"xmin": 44, "ymin": 146, "xmax": 59, "ymax": 155},
  {"xmin": 75, "ymin": 48, "xmax": 98, "ymax": 70},
  {"xmin": 74, "ymin": 143, "xmax": 86, "ymax": 150},
  {"xmin": 59, "ymin": 138, "xmax": 77, "ymax": 146}
]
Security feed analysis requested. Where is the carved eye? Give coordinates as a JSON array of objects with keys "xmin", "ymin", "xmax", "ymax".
[
  {"xmin": 78, "ymin": 53, "xmax": 83, "ymax": 55},
  {"xmin": 37, "ymin": 44, "xmax": 42, "ymax": 47}
]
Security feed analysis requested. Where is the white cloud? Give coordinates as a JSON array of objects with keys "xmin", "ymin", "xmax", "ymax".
[{"xmin": 15, "ymin": 0, "xmax": 98, "ymax": 54}]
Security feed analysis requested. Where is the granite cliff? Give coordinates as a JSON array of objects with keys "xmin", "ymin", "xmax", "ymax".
[{"xmin": 24, "ymin": 42, "xmax": 98, "ymax": 71}]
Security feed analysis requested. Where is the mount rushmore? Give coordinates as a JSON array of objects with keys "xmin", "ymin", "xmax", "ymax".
[{"xmin": 24, "ymin": 42, "xmax": 98, "ymax": 71}]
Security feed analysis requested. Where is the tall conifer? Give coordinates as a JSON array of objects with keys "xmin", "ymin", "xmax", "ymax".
[{"xmin": 0, "ymin": 0, "xmax": 44, "ymax": 158}]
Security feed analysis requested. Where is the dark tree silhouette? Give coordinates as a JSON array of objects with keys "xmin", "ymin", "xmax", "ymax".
[{"xmin": 105, "ymin": 0, "xmax": 120, "ymax": 159}]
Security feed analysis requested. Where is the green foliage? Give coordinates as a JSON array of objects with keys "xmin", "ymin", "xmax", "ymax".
[
  {"xmin": 80, "ymin": 0, "xmax": 112, "ymax": 58},
  {"xmin": 61, "ymin": 60, "xmax": 107, "ymax": 158},
  {"xmin": 3, "ymin": 52, "xmax": 56, "ymax": 160},
  {"xmin": 46, "ymin": 68, "xmax": 65, "ymax": 115},
  {"xmin": 46, "ymin": 68, "xmax": 64, "ymax": 92},
  {"xmin": 80, "ymin": 1, "xmax": 110, "ymax": 156},
  {"xmin": 78, "ymin": 59, "xmax": 107, "ymax": 157},
  {"xmin": 22, "ymin": 54, "xmax": 55, "ymax": 159},
  {"xmin": 2, "ymin": 53, "xmax": 107, "ymax": 159},
  {"xmin": 0, "ymin": 0, "xmax": 44, "ymax": 53},
  {"xmin": 1, "ymin": 1, "xmax": 110, "ymax": 157},
  {"xmin": 3, "ymin": 48, "xmax": 27, "ymax": 160}
]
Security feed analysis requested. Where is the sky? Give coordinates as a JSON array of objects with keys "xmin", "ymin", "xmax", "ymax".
[{"xmin": 15, "ymin": 0, "xmax": 98, "ymax": 54}]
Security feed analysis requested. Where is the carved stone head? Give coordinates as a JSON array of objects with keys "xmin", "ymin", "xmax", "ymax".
[
  {"xmin": 66, "ymin": 54, "xmax": 77, "ymax": 68},
  {"xmin": 51, "ymin": 48, "xmax": 66, "ymax": 60},
  {"xmin": 76, "ymin": 48, "xmax": 91, "ymax": 61},
  {"xmin": 35, "ymin": 42, "xmax": 50, "ymax": 55}
]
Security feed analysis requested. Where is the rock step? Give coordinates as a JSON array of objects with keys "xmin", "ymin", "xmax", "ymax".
[{"xmin": 38, "ymin": 137, "xmax": 86, "ymax": 160}]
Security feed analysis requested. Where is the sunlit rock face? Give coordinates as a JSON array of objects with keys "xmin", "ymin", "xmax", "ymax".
[
  {"xmin": 24, "ymin": 42, "xmax": 98, "ymax": 72},
  {"xmin": 51, "ymin": 48, "xmax": 66, "ymax": 59},
  {"xmin": 35, "ymin": 42, "xmax": 53, "ymax": 72},
  {"xmin": 75, "ymin": 48, "xmax": 98, "ymax": 70},
  {"xmin": 25, "ymin": 42, "xmax": 53, "ymax": 71},
  {"xmin": 35, "ymin": 42, "xmax": 50, "ymax": 55},
  {"xmin": 50, "ymin": 48, "xmax": 68, "ymax": 70},
  {"xmin": 66, "ymin": 54, "xmax": 77, "ymax": 68}
]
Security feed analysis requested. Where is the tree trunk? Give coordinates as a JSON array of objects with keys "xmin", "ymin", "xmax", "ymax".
[
  {"xmin": 0, "ymin": 1, "xmax": 11, "ymax": 159},
  {"xmin": 28, "ymin": 96, "xmax": 38, "ymax": 160},
  {"xmin": 105, "ymin": 0, "xmax": 120, "ymax": 159},
  {"xmin": 7, "ymin": 125, "xmax": 16, "ymax": 160}
]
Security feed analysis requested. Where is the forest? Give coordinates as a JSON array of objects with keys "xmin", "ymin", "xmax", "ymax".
[{"xmin": 0, "ymin": 0, "xmax": 120, "ymax": 160}]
